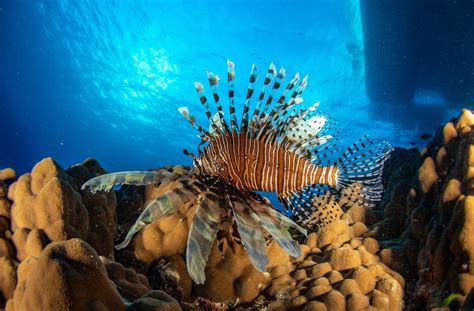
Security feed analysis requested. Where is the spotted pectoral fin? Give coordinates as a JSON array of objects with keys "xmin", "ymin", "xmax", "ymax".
[
  {"xmin": 81, "ymin": 171, "xmax": 163, "ymax": 193},
  {"xmin": 302, "ymin": 188, "xmax": 343, "ymax": 230},
  {"xmin": 227, "ymin": 193, "xmax": 268, "ymax": 272},
  {"xmin": 115, "ymin": 178, "xmax": 200, "ymax": 250},
  {"xmin": 283, "ymin": 185, "xmax": 343, "ymax": 230},
  {"xmin": 186, "ymin": 196, "xmax": 221, "ymax": 284}
]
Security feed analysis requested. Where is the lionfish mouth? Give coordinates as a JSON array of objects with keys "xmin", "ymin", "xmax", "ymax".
[{"xmin": 82, "ymin": 60, "xmax": 392, "ymax": 284}]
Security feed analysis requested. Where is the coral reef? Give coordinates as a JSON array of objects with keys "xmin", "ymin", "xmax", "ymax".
[
  {"xmin": 0, "ymin": 169, "xmax": 16, "ymax": 306},
  {"xmin": 263, "ymin": 219, "xmax": 404, "ymax": 310},
  {"xmin": 8, "ymin": 157, "xmax": 117, "ymax": 260},
  {"xmin": 0, "ymin": 109, "xmax": 472, "ymax": 310},
  {"xmin": 0, "ymin": 159, "xmax": 179, "ymax": 310},
  {"xmin": 375, "ymin": 109, "xmax": 474, "ymax": 309}
]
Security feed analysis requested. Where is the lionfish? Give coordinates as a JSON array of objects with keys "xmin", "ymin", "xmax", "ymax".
[{"xmin": 82, "ymin": 61, "xmax": 392, "ymax": 284}]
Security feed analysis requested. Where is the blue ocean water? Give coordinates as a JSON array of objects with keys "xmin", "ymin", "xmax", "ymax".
[{"xmin": 1, "ymin": 0, "xmax": 468, "ymax": 175}]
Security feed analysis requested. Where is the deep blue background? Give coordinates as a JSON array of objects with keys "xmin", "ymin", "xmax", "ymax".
[{"xmin": 1, "ymin": 0, "xmax": 468, "ymax": 175}]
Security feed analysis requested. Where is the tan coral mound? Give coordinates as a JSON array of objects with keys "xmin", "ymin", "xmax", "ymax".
[
  {"xmin": 0, "ymin": 169, "xmax": 16, "ymax": 307},
  {"xmin": 0, "ymin": 159, "xmax": 180, "ymax": 310},
  {"xmin": 8, "ymin": 158, "xmax": 117, "ymax": 260},
  {"xmin": 7, "ymin": 238, "xmax": 125, "ymax": 311},
  {"xmin": 101, "ymin": 256, "xmax": 152, "ymax": 301},
  {"xmin": 376, "ymin": 109, "xmax": 474, "ymax": 309},
  {"xmin": 265, "ymin": 220, "xmax": 404, "ymax": 310},
  {"xmin": 6, "ymin": 238, "xmax": 180, "ymax": 311}
]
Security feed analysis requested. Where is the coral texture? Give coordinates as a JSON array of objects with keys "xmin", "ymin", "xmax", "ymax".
[
  {"xmin": 8, "ymin": 158, "xmax": 117, "ymax": 260},
  {"xmin": 376, "ymin": 109, "xmax": 474, "ymax": 309},
  {"xmin": 0, "ymin": 169, "xmax": 16, "ymax": 307},
  {"xmin": 6, "ymin": 238, "xmax": 180, "ymax": 311},
  {"xmin": 263, "ymin": 219, "xmax": 405, "ymax": 310},
  {"xmin": 0, "ymin": 159, "xmax": 179, "ymax": 310}
]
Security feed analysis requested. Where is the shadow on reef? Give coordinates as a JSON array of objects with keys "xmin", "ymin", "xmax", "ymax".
[
  {"xmin": 370, "ymin": 109, "xmax": 474, "ymax": 310},
  {"xmin": 0, "ymin": 109, "xmax": 473, "ymax": 310}
]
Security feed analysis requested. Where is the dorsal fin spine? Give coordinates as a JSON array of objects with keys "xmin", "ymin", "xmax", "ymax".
[
  {"xmin": 177, "ymin": 107, "xmax": 211, "ymax": 140},
  {"xmin": 255, "ymin": 66, "xmax": 286, "ymax": 140},
  {"xmin": 249, "ymin": 63, "xmax": 276, "ymax": 137},
  {"xmin": 240, "ymin": 64, "xmax": 259, "ymax": 132},
  {"xmin": 259, "ymin": 72, "xmax": 300, "ymax": 138},
  {"xmin": 207, "ymin": 72, "xmax": 229, "ymax": 133},
  {"xmin": 227, "ymin": 60, "xmax": 239, "ymax": 132},
  {"xmin": 271, "ymin": 77, "xmax": 308, "ymax": 144},
  {"xmin": 195, "ymin": 81, "xmax": 221, "ymax": 135}
]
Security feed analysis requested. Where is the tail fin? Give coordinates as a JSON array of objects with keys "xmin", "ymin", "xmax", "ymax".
[{"xmin": 336, "ymin": 137, "xmax": 393, "ymax": 208}]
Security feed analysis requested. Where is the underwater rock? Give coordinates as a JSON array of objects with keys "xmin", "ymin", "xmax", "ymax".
[
  {"xmin": 6, "ymin": 238, "xmax": 125, "ymax": 311},
  {"xmin": 101, "ymin": 256, "xmax": 152, "ymax": 301},
  {"xmin": 5, "ymin": 238, "xmax": 179, "ymax": 311},
  {"xmin": 376, "ymin": 109, "xmax": 474, "ymax": 309},
  {"xmin": 261, "ymin": 219, "xmax": 404, "ymax": 310},
  {"xmin": 8, "ymin": 157, "xmax": 117, "ymax": 260},
  {"xmin": 0, "ymin": 257, "xmax": 16, "ymax": 307}
]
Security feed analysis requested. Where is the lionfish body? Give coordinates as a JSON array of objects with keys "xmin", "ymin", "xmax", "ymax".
[
  {"xmin": 82, "ymin": 60, "xmax": 392, "ymax": 285},
  {"xmin": 196, "ymin": 131, "xmax": 338, "ymax": 194}
]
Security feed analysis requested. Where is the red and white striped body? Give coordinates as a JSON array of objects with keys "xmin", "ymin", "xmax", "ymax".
[{"xmin": 194, "ymin": 131, "xmax": 338, "ymax": 196}]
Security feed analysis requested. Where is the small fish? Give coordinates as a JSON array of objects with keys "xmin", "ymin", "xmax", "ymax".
[
  {"xmin": 420, "ymin": 133, "xmax": 432, "ymax": 140},
  {"xmin": 409, "ymin": 141, "xmax": 418, "ymax": 146}
]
